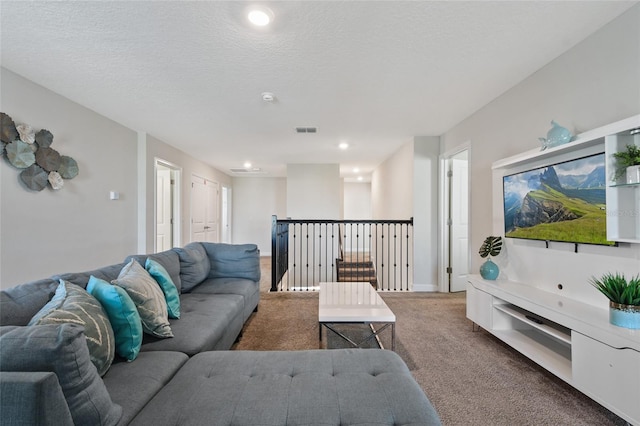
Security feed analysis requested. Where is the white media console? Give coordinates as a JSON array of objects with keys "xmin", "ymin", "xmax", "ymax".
[
  {"xmin": 467, "ymin": 115, "xmax": 640, "ymax": 424},
  {"xmin": 467, "ymin": 276, "xmax": 640, "ymax": 424}
]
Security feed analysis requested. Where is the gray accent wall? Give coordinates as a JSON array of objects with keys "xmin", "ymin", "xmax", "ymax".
[
  {"xmin": 1, "ymin": 68, "xmax": 138, "ymax": 287},
  {"xmin": 0, "ymin": 69, "xmax": 232, "ymax": 288}
]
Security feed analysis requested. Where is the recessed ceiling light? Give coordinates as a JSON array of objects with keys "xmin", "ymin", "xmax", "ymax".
[
  {"xmin": 248, "ymin": 7, "xmax": 273, "ymax": 26},
  {"xmin": 244, "ymin": 161, "xmax": 252, "ymax": 169},
  {"xmin": 353, "ymin": 167, "xmax": 360, "ymax": 173},
  {"xmin": 339, "ymin": 142, "xmax": 349, "ymax": 150},
  {"xmin": 357, "ymin": 176, "xmax": 363, "ymax": 181}
]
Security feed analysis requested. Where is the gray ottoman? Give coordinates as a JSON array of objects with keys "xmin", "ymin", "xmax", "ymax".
[{"xmin": 131, "ymin": 349, "xmax": 441, "ymax": 425}]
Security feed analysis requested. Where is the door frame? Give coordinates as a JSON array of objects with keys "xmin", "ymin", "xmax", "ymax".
[
  {"xmin": 438, "ymin": 142, "xmax": 471, "ymax": 292},
  {"xmin": 154, "ymin": 158, "xmax": 181, "ymax": 252},
  {"xmin": 221, "ymin": 185, "xmax": 232, "ymax": 243}
]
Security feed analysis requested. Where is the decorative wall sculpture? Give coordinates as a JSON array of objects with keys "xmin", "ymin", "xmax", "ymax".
[{"xmin": 1, "ymin": 112, "xmax": 78, "ymax": 191}]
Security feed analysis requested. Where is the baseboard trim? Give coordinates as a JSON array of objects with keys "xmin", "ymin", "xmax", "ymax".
[{"xmin": 412, "ymin": 283, "xmax": 439, "ymax": 292}]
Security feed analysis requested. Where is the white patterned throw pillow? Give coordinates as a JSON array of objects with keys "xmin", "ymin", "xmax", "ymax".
[
  {"xmin": 29, "ymin": 280, "xmax": 116, "ymax": 376},
  {"xmin": 112, "ymin": 260, "xmax": 173, "ymax": 338}
]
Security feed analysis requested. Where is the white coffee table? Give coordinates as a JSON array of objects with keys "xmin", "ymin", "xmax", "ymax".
[{"xmin": 318, "ymin": 281, "xmax": 396, "ymax": 351}]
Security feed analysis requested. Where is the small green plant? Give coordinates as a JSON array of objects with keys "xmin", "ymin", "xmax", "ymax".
[
  {"xmin": 479, "ymin": 236, "xmax": 502, "ymax": 259},
  {"xmin": 590, "ymin": 272, "xmax": 640, "ymax": 306},
  {"xmin": 613, "ymin": 144, "xmax": 640, "ymax": 180}
]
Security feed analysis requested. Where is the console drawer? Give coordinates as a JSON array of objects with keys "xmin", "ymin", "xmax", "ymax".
[{"xmin": 572, "ymin": 331, "xmax": 640, "ymax": 424}]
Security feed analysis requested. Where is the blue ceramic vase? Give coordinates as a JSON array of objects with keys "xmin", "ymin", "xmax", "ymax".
[{"xmin": 480, "ymin": 259, "xmax": 499, "ymax": 280}]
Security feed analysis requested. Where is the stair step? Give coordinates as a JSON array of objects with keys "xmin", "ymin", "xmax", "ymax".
[
  {"xmin": 340, "ymin": 253, "xmax": 372, "ymax": 262},
  {"xmin": 337, "ymin": 251, "xmax": 377, "ymax": 287},
  {"xmin": 338, "ymin": 262, "xmax": 374, "ymax": 268},
  {"xmin": 340, "ymin": 267, "xmax": 375, "ymax": 273},
  {"xmin": 337, "ymin": 276, "xmax": 378, "ymax": 285}
]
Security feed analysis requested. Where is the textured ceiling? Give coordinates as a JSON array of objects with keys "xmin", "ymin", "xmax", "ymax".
[{"xmin": 1, "ymin": 1, "xmax": 635, "ymax": 179}]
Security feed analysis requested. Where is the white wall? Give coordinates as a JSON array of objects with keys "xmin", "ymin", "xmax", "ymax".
[
  {"xmin": 413, "ymin": 137, "xmax": 441, "ymax": 291},
  {"xmin": 343, "ymin": 182, "xmax": 371, "ymax": 219},
  {"xmin": 286, "ymin": 164, "xmax": 341, "ymax": 219},
  {"xmin": 232, "ymin": 176, "xmax": 286, "ymax": 255},
  {"xmin": 1, "ymin": 68, "xmax": 138, "ymax": 288},
  {"xmin": 142, "ymin": 133, "xmax": 231, "ymax": 252},
  {"xmin": 371, "ymin": 137, "xmax": 440, "ymax": 291},
  {"xmin": 440, "ymin": 5, "xmax": 640, "ymax": 307},
  {"xmin": 371, "ymin": 141, "xmax": 413, "ymax": 219}
]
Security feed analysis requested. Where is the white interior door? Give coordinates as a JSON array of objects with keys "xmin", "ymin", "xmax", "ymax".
[
  {"xmin": 449, "ymin": 151, "xmax": 469, "ymax": 292},
  {"xmin": 156, "ymin": 166, "xmax": 173, "ymax": 251},
  {"xmin": 191, "ymin": 175, "xmax": 219, "ymax": 243}
]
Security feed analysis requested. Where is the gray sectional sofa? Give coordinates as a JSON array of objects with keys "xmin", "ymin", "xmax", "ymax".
[{"xmin": 0, "ymin": 242, "xmax": 441, "ymax": 425}]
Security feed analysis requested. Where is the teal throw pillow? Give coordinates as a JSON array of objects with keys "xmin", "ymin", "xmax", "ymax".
[
  {"xmin": 145, "ymin": 258, "xmax": 181, "ymax": 319},
  {"xmin": 87, "ymin": 276, "xmax": 143, "ymax": 361},
  {"xmin": 28, "ymin": 280, "xmax": 116, "ymax": 376},
  {"xmin": 112, "ymin": 260, "xmax": 173, "ymax": 338}
]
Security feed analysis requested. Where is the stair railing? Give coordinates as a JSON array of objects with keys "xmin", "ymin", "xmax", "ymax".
[{"xmin": 271, "ymin": 216, "xmax": 413, "ymax": 291}]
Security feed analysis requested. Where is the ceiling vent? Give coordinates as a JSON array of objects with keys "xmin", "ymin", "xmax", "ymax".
[
  {"xmin": 295, "ymin": 127, "xmax": 317, "ymax": 133},
  {"xmin": 230, "ymin": 168, "xmax": 265, "ymax": 174}
]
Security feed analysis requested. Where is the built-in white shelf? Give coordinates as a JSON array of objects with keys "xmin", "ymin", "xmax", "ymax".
[
  {"xmin": 491, "ymin": 136, "xmax": 603, "ymax": 170},
  {"xmin": 609, "ymin": 182, "xmax": 640, "ymax": 188},
  {"xmin": 492, "ymin": 115, "xmax": 640, "ymax": 170},
  {"xmin": 494, "ymin": 303, "xmax": 571, "ymax": 345},
  {"xmin": 605, "ymin": 118, "xmax": 640, "ymax": 243}
]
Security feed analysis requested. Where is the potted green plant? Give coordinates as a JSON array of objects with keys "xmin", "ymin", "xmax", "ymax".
[
  {"xmin": 590, "ymin": 272, "xmax": 640, "ymax": 329},
  {"xmin": 612, "ymin": 144, "xmax": 640, "ymax": 184},
  {"xmin": 478, "ymin": 236, "xmax": 502, "ymax": 280}
]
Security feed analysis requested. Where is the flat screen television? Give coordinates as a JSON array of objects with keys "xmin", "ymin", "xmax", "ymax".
[{"xmin": 503, "ymin": 152, "xmax": 615, "ymax": 246}]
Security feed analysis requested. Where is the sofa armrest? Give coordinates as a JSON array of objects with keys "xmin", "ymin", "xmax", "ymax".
[
  {"xmin": 201, "ymin": 243, "xmax": 261, "ymax": 282},
  {"xmin": 1, "ymin": 371, "xmax": 74, "ymax": 425}
]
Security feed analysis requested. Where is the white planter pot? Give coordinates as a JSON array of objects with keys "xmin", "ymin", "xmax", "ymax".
[{"xmin": 627, "ymin": 165, "xmax": 640, "ymax": 184}]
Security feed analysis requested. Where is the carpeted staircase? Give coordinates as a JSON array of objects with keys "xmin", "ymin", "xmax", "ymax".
[{"xmin": 336, "ymin": 252, "xmax": 377, "ymax": 288}]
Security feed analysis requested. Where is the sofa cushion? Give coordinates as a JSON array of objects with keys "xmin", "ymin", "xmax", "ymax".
[
  {"xmin": 173, "ymin": 242, "xmax": 210, "ymax": 292},
  {"xmin": 103, "ymin": 351, "xmax": 188, "ymax": 426},
  {"xmin": 112, "ymin": 260, "xmax": 173, "ymax": 339},
  {"xmin": 56, "ymin": 262, "xmax": 128, "ymax": 289},
  {"xmin": 139, "ymin": 293, "xmax": 243, "ymax": 356},
  {"xmin": 190, "ymin": 277, "xmax": 259, "ymax": 321},
  {"xmin": 86, "ymin": 276, "xmax": 143, "ymax": 362},
  {"xmin": 191, "ymin": 277, "xmax": 258, "ymax": 300},
  {"xmin": 0, "ymin": 324, "xmax": 122, "ymax": 426},
  {"xmin": 130, "ymin": 349, "xmax": 441, "ymax": 426},
  {"xmin": 145, "ymin": 258, "xmax": 180, "ymax": 319},
  {"xmin": 0, "ymin": 278, "xmax": 58, "ymax": 326},
  {"xmin": 202, "ymin": 243, "xmax": 261, "ymax": 282},
  {"xmin": 28, "ymin": 280, "xmax": 116, "ymax": 376},
  {"xmin": 125, "ymin": 250, "xmax": 182, "ymax": 293}
]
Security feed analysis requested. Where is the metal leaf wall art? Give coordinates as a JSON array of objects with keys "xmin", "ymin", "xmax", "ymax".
[{"xmin": 1, "ymin": 112, "xmax": 79, "ymax": 192}]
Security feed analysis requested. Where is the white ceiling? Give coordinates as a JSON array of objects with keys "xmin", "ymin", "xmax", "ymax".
[{"xmin": 1, "ymin": 1, "xmax": 636, "ymax": 180}]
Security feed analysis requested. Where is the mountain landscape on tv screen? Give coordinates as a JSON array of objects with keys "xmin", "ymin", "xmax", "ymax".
[{"xmin": 503, "ymin": 154, "xmax": 612, "ymax": 245}]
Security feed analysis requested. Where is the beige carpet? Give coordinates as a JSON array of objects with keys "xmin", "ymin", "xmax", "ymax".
[{"xmin": 237, "ymin": 259, "xmax": 625, "ymax": 425}]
